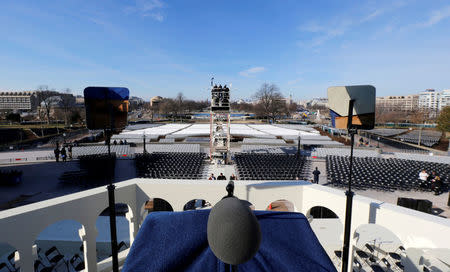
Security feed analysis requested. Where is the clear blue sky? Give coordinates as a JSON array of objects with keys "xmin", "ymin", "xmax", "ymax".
[{"xmin": 1, "ymin": 0, "xmax": 449, "ymax": 101}]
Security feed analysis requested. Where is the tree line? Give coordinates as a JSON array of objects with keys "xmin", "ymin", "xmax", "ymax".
[
  {"xmin": 34, "ymin": 85, "xmax": 82, "ymax": 126},
  {"xmin": 149, "ymin": 83, "xmax": 299, "ymax": 122}
]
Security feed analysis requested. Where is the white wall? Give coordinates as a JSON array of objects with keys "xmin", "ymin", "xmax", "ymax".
[{"xmin": 0, "ymin": 179, "xmax": 449, "ymax": 272}]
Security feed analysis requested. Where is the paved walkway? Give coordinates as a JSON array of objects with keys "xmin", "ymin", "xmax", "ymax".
[
  {"xmin": 206, "ymin": 163, "xmax": 237, "ymax": 180},
  {"xmin": 0, "ymin": 159, "xmax": 136, "ymax": 210},
  {"xmin": 0, "ymin": 149, "xmax": 54, "ymax": 164}
]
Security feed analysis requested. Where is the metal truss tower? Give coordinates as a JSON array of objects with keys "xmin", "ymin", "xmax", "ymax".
[{"xmin": 209, "ymin": 84, "xmax": 231, "ymax": 162}]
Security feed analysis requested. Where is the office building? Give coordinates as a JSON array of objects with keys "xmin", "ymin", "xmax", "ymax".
[
  {"xmin": 0, "ymin": 91, "xmax": 38, "ymax": 111},
  {"xmin": 376, "ymin": 95, "xmax": 419, "ymax": 112}
]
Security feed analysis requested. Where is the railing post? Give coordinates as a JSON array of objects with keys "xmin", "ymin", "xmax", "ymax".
[
  {"xmin": 125, "ymin": 211, "xmax": 138, "ymax": 246},
  {"xmin": 17, "ymin": 245, "xmax": 34, "ymax": 272},
  {"xmin": 79, "ymin": 224, "xmax": 99, "ymax": 272}
]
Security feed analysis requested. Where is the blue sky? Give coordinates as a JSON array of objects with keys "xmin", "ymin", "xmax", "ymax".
[{"xmin": 0, "ymin": 0, "xmax": 449, "ymax": 101}]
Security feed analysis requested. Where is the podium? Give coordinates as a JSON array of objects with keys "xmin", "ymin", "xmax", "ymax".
[{"xmin": 122, "ymin": 210, "xmax": 335, "ymax": 272}]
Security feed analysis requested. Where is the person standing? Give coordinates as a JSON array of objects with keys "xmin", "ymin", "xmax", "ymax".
[
  {"xmin": 313, "ymin": 167, "xmax": 321, "ymax": 184},
  {"xmin": 217, "ymin": 173, "xmax": 226, "ymax": 180},
  {"xmin": 61, "ymin": 147, "xmax": 67, "ymax": 162},
  {"xmin": 54, "ymin": 147, "xmax": 60, "ymax": 162},
  {"xmin": 68, "ymin": 145, "xmax": 73, "ymax": 160}
]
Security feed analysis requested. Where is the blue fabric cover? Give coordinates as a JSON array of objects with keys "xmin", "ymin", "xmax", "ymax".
[
  {"xmin": 329, "ymin": 109, "xmax": 340, "ymax": 128},
  {"xmin": 84, "ymin": 87, "xmax": 129, "ymax": 100},
  {"xmin": 123, "ymin": 210, "xmax": 336, "ymax": 272}
]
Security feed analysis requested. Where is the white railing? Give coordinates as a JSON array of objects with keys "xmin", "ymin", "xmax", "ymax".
[{"xmin": 0, "ymin": 179, "xmax": 449, "ymax": 271}]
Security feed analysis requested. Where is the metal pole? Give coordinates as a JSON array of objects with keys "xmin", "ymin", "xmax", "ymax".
[
  {"xmin": 105, "ymin": 128, "xmax": 118, "ymax": 272},
  {"xmin": 297, "ymin": 135, "xmax": 301, "ymax": 156},
  {"xmin": 143, "ymin": 133, "xmax": 147, "ymax": 153},
  {"xmin": 227, "ymin": 113, "xmax": 231, "ymax": 163},
  {"xmin": 107, "ymin": 182, "xmax": 119, "ymax": 272},
  {"xmin": 418, "ymin": 127, "xmax": 422, "ymax": 146},
  {"xmin": 104, "ymin": 88, "xmax": 119, "ymax": 272},
  {"xmin": 105, "ymin": 129, "xmax": 111, "ymax": 155},
  {"xmin": 342, "ymin": 100, "xmax": 356, "ymax": 272}
]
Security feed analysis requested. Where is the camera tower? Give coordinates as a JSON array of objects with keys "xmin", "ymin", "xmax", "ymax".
[{"xmin": 209, "ymin": 84, "xmax": 231, "ymax": 162}]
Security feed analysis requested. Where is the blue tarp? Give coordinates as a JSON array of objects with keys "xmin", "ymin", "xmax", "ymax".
[
  {"xmin": 123, "ymin": 210, "xmax": 336, "ymax": 272},
  {"xmin": 83, "ymin": 87, "xmax": 129, "ymax": 100},
  {"xmin": 329, "ymin": 109, "xmax": 340, "ymax": 128}
]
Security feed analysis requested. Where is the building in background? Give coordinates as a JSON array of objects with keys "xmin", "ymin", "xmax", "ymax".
[
  {"xmin": 296, "ymin": 98, "xmax": 328, "ymax": 108},
  {"xmin": 150, "ymin": 96, "xmax": 163, "ymax": 107},
  {"xmin": 376, "ymin": 95, "xmax": 419, "ymax": 112},
  {"xmin": 375, "ymin": 89, "xmax": 448, "ymax": 113},
  {"xmin": 309, "ymin": 98, "xmax": 328, "ymax": 108},
  {"xmin": 130, "ymin": 96, "xmax": 145, "ymax": 108},
  {"xmin": 0, "ymin": 91, "xmax": 38, "ymax": 111},
  {"xmin": 282, "ymin": 94, "xmax": 293, "ymax": 105},
  {"xmin": 419, "ymin": 89, "xmax": 440, "ymax": 111},
  {"xmin": 75, "ymin": 95, "xmax": 84, "ymax": 105},
  {"xmin": 439, "ymin": 90, "xmax": 450, "ymax": 110}
]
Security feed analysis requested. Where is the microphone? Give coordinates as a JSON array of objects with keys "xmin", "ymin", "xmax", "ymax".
[
  {"xmin": 207, "ymin": 181, "xmax": 261, "ymax": 265},
  {"xmin": 226, "ymin": 180, "xmax": 234, "ymax": 197}
]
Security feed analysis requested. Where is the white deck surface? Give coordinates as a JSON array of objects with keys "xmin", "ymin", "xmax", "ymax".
[{"xmin": 115, "ymin": 124, "xmax": 326, "ymax": 140}]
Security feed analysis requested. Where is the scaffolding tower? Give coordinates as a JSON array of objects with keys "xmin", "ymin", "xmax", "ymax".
[{"xmin": 209, "ymin": 84, "xmax": 231, "ymax": 162}]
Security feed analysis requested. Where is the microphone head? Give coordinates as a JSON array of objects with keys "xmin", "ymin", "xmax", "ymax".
[{"xmin": 207, "ymin": 197, "xmax": 261, "ymax": 265}]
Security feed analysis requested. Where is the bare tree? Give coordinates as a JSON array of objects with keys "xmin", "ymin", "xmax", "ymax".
[
  {"xmin": 150, "ymin": 102, "xmax": 159, "ymax": 122},
  {"xmin": 231, "ymin": 101, "xmax": 255, "ymax": 113},
  {"xmin": 159, "ymin": 98, "xmax": 176, "ymax": 120},
  {"xmin": 253, "ymin": 83, "xmax": 285, "ymax": 123},
  {"xmin": 284, "ymin": 102, "xmax": 298, "ymax": 118},
  {"xmin": 175, "ymin": 92, "xmax": 185, "ymax": 118},
  {"xmin": 408, "ymin": 108, "xmax": 437, "ymax": 124},
  {"xmin": 375, "ymin": 107, "xmax": 388, "ymax": 124},
  {"xmin": 35, "ymin": 85, "xmax": 58, "ymax": 124},
  {"xmin": 60, "ymin": 88, "xmax": 75, "ymax": 126}
]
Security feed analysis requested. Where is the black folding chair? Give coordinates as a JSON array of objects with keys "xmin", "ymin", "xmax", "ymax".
[
  {"xmin": 44, "ymin": 246, "xmax": 68, "ymax": 269},
  {"xmin": 353, "ymin": 258, "xmax": 362, "ymax": 272},
  {"xmin": 333, "ymin": 250, "xmax": 342, "ymax": 266},
  {"xmin": 118, "ymin": 241, "xmax": 128, "ymax": 251},
  {"xmin": 69, "ymin": 254, "xmax": 85, "ymax": 271},
  {"xmin": 364, "ymin": 243, "xmax": 377, "ymax": 263},
  {"xmin": 34, "ymin": 260, "xmax": 54, "ymax": 272},
  {"xmin": 370, "ymin": 264, "xmax": 384, "ymax": 272},
  {"xmin": 7, "ymin": 251, "xmax": 19, "ymax": 272},
  {"xmin": 0, "ymin": 262, "xmax": 12, "ymax": 272},
  {"xmin": 381, "ymin": 258, "xmax": 391, "ymax": 270}
]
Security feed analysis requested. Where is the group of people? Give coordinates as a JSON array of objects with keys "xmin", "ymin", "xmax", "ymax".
[
  {"xmin": 358, "ymin": 137, "xmax": 370, "ymax": 147},
  {"xmin": 54, "ymin": 145, "xmax": 73, "ymax": 162},
  {"xmin": 112, "ymin": 139, "xmax": 128, "ymax": 145},
  {"xmin": 419, "ymin": 170, "xmax": 443, "ymax": 195},
  {"xmin": 208, "ymin": 173, "xmax": 237, "ymax": 180}
]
